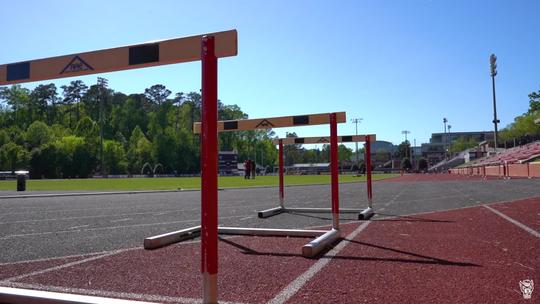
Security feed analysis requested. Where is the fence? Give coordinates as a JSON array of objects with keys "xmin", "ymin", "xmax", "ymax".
[{"xmin": 450, "ymin": 163, "xmax": 540, "ymax": 178}]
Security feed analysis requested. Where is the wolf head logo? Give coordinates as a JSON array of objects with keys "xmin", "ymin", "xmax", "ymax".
[{"xmin": 519, "ymin": 279, "xmax": 534, "ymax": 299}]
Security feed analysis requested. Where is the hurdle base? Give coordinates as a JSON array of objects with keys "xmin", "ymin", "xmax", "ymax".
[
  {"xmin": 358, "ymin": 207, "xmax": 374, "ymax": 220},
  {"xmin": 302, "ymin": 228, "xmax": 341, "ymax": 258},
  {"xmin": 285, "ymin": 207, "xmax": 360, "ymax": 214},
  {"xmin": 258, "ymin": 206, "xmax": 285, "ymax": 218},
  {"xmin": 217, "ymin": 226, "xmax": 327, "ymax": 237},
  {"xmin": 144, "ymin": 225, "xmax": 201, "ymax": 250},
  {"xmin": 257, "ymin": 206, "xmax": 362, "ymax": 218},
  {"xmin": 145, "ymin": 226, "xmax": 342, "ymax": 258}
]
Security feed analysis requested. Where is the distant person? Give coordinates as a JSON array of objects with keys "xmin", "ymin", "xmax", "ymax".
[
  {"xmin": 251, "ymin": 159, "xmax": 256, "ymax": 179},
  {"xmin": 244, "ymin": 160, "xmax": 250, "ymax": 179}
]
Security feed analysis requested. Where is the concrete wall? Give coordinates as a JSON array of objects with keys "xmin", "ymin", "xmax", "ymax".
[{"xmin": 451, "ymin": 163, "xmax": 540, "ymax": 178}]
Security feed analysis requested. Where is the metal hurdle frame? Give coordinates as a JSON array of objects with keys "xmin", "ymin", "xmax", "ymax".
[
  {"xmin": 257, "ymin": 134, "xmax": 376, "ymax": 220},
  {"xmin": 144, "ymin": 112, "xmax": 347, "ymax": 300},
  {"xmin": 0, "ymin": 31, "xmax": 238, "ymax": 304}
]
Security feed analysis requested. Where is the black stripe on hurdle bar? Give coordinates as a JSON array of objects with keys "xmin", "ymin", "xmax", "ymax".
[
  {"xmin": 224, "ymin": 121, "xmax": 238, "ymax": 130},
  {"xmin": 129, "ymin": 44, "xmax": 160, "ymax": 65},
  {"xmin": 293, "ymin": 115, "xmax": 309, "ymax": 125},
  {"xmin": 272, "ymin": 134, "xmax": 376, "ymax": 145}
]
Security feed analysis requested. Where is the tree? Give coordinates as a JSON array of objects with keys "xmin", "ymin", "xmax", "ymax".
[
  {"xmin": 0, "ymin": 143, "xmax": 29, "ymax": 172},
  {"xmin": 527, "ymin": 89, "xmax": 540, "ymax": 114},
  {"xmin": 172, "ymin": 92, "xmax": 185, "ymax": 131},
  {"xmin": 144, "ymin": 84, "xmax": 171, "ymax": 106},
  {"xmin": 126, "ymin": 126, "xmax": 154, "ymax": 174},
  {"xmin": 29, "ymin": 143, "xmax": 61, "ymax": 178},
  {"xmin": 337, "ymin": 144, "xmax": 353, "ymax": 163},
  {"xmin": 417, "ymin": 158, "xmax": 428, "ymax": 171},
  {"xmin": 0, "ymin": 85, "xmax": 31, "ymax": 127},
  {"xmin": 61, "ymin": 80, "xmax": 88, "ymax": 126},
  {"xmin": 499, "ymin": 87, "xmax": 540, "ymax": 142},
  {"xmin": 103, "ymin": 140, "xmax": 127, "ymax": 175},
  {"xmin": 25, "ymin": 121, "xmax": 53, "ymax": 149},
  {"xmin": 395, "ymin": 141, "xmax": 411, "ymax": 159},
  {"xmin": 30, "ymin": 84, "xmax": 58, "ymax": 124},
  {"xmin": 283, "ymin": 132, "xmax": 303, "ymax": 166},
  {"xmin": 75, "ymin": 117, "xmax": 99, "ymax": 138},
  {"xmin": 0, "ymin": 130, "xmax": 9, "ymax": 148},
  {"xmin": 184, "ymin": 91, "xmax": 202, "ymax": 129},
  {"xmin": 401, "ymin": 158, "xmax": 412, "ymax": 171},
  {"xmin": 449, "ymin": 136, "xmax": 477, "ymax": 153}
]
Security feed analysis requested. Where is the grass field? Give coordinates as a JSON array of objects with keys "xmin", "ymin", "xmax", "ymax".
[{"xmin": 0, "ymin": 174, "xmax": 397, "ymax": 191}]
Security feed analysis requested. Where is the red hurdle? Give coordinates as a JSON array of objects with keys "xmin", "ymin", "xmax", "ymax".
[{"xmin": 258, "ymin": 134, "xmax": 376, "ymax": 220}]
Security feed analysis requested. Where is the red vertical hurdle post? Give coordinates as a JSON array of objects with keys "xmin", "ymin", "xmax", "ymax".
[
  {"xmin": 330, "ymin": 113, "xmax": 339, "ymax": 229},
  {"xmin": 279, "ymin": 139, "xmax": 285, "ymax": 207},
  {"xmin": 201, "ymin": 35, "xmax": 218, "ymax": 304},
  {"xmin": 366, "ymin": 135, "xmax": 373, "ymax": 208}
]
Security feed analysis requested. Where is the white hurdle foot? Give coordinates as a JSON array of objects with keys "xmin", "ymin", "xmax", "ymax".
[
  {"xmin": 144, "ymin": 225, "xmax": 201, "ymax": 249},
  {"xmin": 358, "ymin": 207, "xmax": 374, "ymax": 220},
  {"xmin": 302, "ymin": 229, "xmax": 341, "ymax": 258},
  {"xmin": 257, "ymin": 206, "xmax": 285, "ymax": 218}
]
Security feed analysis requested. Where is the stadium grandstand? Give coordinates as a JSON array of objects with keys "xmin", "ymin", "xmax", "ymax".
[{"xmin": 450, "ymin": 140, "xmax": 540, "ymax": 178}]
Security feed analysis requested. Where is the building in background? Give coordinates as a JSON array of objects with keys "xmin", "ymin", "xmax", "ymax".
[
  {"xmin": 421, "ymin": 131, "xmax": 494, "ymax": 167},
  {"xmin": 218, "ymin": 151, "xmax": 238, "ymax": 176}
]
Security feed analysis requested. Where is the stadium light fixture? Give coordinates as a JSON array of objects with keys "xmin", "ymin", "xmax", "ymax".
[{"xmin": 490, "ymin": 54, "xmax": 500, "ymax": 152}]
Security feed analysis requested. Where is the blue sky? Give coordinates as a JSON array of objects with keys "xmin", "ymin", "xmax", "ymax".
[{"xmin": 1, "ymin": 0, "xmax": 538, "ymax": 147}]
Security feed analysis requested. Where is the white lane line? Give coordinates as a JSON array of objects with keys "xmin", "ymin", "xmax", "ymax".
[
  {"xmin": 0, "ymin": 282, "xmax": 248, "ymax": 304},
  {"xmin": 0, "ymin": 248, "xmax": 135, "ymax": 283},
  {"xmin": 0, "ymin": 214, "xmax": 248, "ymax": 240},
  {"xmin": 0, "ymin": 210, "xmax": 183, "ymax": 225},
  {"xmin": 110, "ymin": 218, "xmax": 132, "ymax": 223},
  {"xmin": 0, "ymin": 202, "xmax": 270, "ymax": 219},
  {"xmin": 267, "ymin": 221, "xmax": 371, "ymax": 304},
  {"xmin": 0, "ymin": 250, "xmax": 119, "ymax": 266},
  {"xmin": 68, "ymin": 225, "xmax": 90, "ymax": 230},
  {"xmin": 483, "ymin": 205, "xmax": 540, "ymax": 238}
]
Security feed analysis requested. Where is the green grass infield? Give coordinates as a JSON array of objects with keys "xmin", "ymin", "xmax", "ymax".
[{"xmin": 0, "ymin": 174, "xmax": 397, "ymax": 192}]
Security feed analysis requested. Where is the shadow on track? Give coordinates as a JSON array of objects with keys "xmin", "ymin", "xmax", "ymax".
[
  {"xmin": 219, "ymin": 237, "xmax": 480, "ymax": 267},
  {"xmin": 373, "ymin": 213, "xmax": 455, "ymax": 223}
]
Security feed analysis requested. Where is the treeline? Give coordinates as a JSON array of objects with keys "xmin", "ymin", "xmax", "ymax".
[
  {"xmin": 0, "ymin": 78, "xmax": 353, "ymax": 178},
  {"xmin": 499, "ymin": 89, "xmax": 540, "ymax": 143},
  {"xmin": 0, "ymin": 78, "xmax": 279, "ymax": 178}
]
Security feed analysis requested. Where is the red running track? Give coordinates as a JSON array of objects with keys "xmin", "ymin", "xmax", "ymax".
[
  {"xmin": 0, "ymin": 200, "xmax": 537, "ymax": 303},
  {"xmin": 490, "ymin": 197, "xmax": 540, "ymax": 232},
  {"xmin": 288, "ymin": 204, "xmax": 539, "ymax": 303}
]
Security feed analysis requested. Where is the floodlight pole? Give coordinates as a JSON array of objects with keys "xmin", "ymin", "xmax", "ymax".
[
  {"xmin": 490, "ymin": 54, "xmax": 499, "ymax": 153},
  {"xmin": 201, "ymin": 35, "xmax": 218, "ymax": 304},
  {"xmin": 351, "ymin": 118, "xmax": 363, "ymax": 170},
  {"xmin": 442, "ymin": 118, "xmax": 447, "ymax": 160}
]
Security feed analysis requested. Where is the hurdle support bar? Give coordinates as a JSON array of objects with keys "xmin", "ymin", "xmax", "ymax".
[
  {"xmin": 258, "ymin": 206, "xmax": 285, "ymax": 218},
  {"xmin": 259, "ymin": 206, "xmax": 362, "ymax": 218},
  {"xmin": 358, "ymin": 207, "xmax": 374, "ymax": 220},
  {"xmin": 144, "ymin": 225, "xmax": 201, "ymax": 249},
  {"xmin": 217, "ymin": 227, "xmax": 328, "ymax": 237},
  {"xmin": 302, "ymin": 229, "xmax": 341, "ymax": 257},
  {"xmin": 285, "ymin": 207, "xmax": 360, "ymax": 214},
  {"xmin": 0, "ymin": 286, "xmax": 154, "ymax": 304}
]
